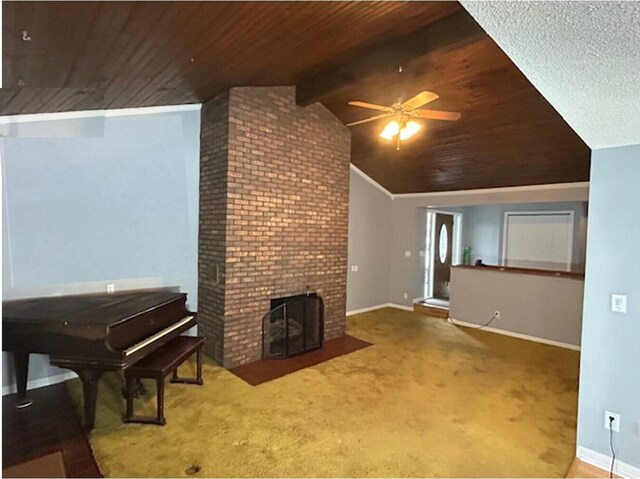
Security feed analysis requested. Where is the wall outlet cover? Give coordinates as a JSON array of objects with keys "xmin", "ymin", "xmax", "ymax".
[
  {"xmin": 404, "ymin": 250, "xmax": 411, "ymax": 258},
  {"xmin": 611, "ymin": 294, "xmax": 628, "ymax": 313},
  {"xmin": 604, "ymin": 410, "xmax": 621, "ymax": 432},
  {"xmin": 107, "ymin": 283, "xmax": 115, "ymax": 294}
]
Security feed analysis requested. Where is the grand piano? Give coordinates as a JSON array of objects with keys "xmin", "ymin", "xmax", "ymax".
[{"xmin": 2, "ymin": 290, "xmax": 196, "ymax": 431}]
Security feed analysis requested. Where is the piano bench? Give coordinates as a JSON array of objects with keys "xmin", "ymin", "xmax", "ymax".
[{"xmin": 123, "ymin": 335, "xmax": 205, "ymax": 426}]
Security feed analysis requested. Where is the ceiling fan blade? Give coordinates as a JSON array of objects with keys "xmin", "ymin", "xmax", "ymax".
[
  {"xmin": 346, "ymin": 113, "xmax": 393, "ymax": 127},
  {"xmin": 401, "ymin": 91, "xmax": 439, "ymax": 110},
  {"xmin": 348, "ymin": 101, "xmax": 393, "ymax": 112},
  {"xmin": 412, "ymin": 109, "xmax": 461, "ymax": 121}
]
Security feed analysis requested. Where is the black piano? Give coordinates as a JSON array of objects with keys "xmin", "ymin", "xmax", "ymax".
[{"xmin": 2, "ymin": 290, "xmax": 197, "ymax": 431}]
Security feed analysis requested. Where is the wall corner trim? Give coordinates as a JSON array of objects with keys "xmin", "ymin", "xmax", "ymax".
[
  {"xmin": 349, "ymin": 163, "xmax": 393, "ymax": 199},
  {"xmin": 448, "ymin": 317, "xmax": 581, "ymax": 351},
  {"xmin": 393, "ymin": 181, "xmax": 590, "ymax": 200},
  {"xmin": 577, "ymin": 446, "xmax": 640, "ymax": 479},
  {"xmin": 2, "ymin": 371, "xmax": 78, "ymax": 396}
]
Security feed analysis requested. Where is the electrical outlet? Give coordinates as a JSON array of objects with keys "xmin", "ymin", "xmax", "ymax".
[
  {"xmin": 604, "ymin": 410, "xmax": 621, "ymax": 432},
  {"xmin": 107, "ymin": 283, "xmax": 115, "ymax": 294},
  {"xmin": 404, "ymin": 250, "xmax": 411, "ymax": 258},
  {"xmin": 403, "ymin": 292, "xmax": 408, "ymax": 300},
  {"xmin": 611, "ymin": 294, "xmax": 628, "ymax": 313},
  {"xmin": 350, "ymin": 265, "xmax": 359, "ymax": 273},
  {"xmin": 493, "ymin": 310, "xmax": 500, "ymax": 319}
]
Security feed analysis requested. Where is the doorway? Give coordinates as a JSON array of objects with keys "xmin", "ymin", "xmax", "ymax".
[{"xmin": 424, "ymin": 210, "xmax": 462, "ymax": 302}]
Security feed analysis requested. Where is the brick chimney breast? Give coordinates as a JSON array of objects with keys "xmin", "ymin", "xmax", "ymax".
[{"xmin": 199, "ymin": 87, "xmax": 351, "ymax": 368}]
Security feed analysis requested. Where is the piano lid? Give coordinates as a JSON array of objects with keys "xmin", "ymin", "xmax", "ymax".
[{"xmin": 2, "ymin": 290, "xmax": 187, "ymax": 328}]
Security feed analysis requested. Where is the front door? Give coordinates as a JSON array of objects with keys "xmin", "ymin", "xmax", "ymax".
[{"xmin": 432, "ymin": 213, "xmax": 454, "ymax": 300}]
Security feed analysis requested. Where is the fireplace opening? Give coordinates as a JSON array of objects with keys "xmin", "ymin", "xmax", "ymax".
[{"xmin": 262, "ymin": 293, "xmax": 324, "ymax": 359}]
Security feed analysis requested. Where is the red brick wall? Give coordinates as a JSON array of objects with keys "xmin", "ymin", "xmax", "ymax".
[
  {"xmin": 199, "ymin": 87, "xmax": 351, "ymax": 368},
  {"xmin": 199, "ymin": 91, "xmax": 230, "ymax": 363}
]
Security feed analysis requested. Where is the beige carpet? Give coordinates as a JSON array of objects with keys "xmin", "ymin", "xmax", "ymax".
[{"xmin": 68, "ymin": 307, "xmax": 580, "ymax": 477}]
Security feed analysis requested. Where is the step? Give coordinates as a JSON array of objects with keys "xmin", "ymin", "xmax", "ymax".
[{"xmin": 413, "ymin": 302, "xmax": 449, "ymax": 319}]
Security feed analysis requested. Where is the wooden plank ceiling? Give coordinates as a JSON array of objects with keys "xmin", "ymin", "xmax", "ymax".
[{"xmin": 1, "ymin": 1, "xmax": 590, "ymax": 193}]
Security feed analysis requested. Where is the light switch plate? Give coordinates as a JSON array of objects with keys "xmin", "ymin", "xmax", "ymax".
[
  {"xmin": 404, "ymin": 250, "xmax": 411, "ymax": 258},
  {"xmin": 611, "ymin": 294, "xmax": 628, "ymax": 313}
]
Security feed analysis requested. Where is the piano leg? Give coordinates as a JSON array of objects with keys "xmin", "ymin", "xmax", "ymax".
[
  {"xmin": 13, "ymin": 351, "xmax": 33, "ymax": 409},
  {"xmin": 71, "ymin": 369, "xmax": 104, "ymax": 432}
]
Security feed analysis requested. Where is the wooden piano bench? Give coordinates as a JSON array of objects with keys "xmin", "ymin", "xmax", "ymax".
[{"xmin": 124, "ymin": 335, "xmax": 205, "ymax": 426}]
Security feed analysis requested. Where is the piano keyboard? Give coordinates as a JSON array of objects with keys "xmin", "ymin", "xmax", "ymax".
[{"xmin": 124, "ymin": 315, "xmax": 195, "ymax": 357}]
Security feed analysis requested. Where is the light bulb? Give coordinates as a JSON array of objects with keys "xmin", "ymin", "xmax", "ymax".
[
  {"xmin": 379, "ymin": 121, "xmax": 400, "ymax": 140},
  {"xmin": 399, "ymin": 121, "xmax": 421, "ymax": 140}
]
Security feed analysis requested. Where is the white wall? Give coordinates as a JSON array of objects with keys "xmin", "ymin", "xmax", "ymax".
[
  {"xmin": 577, "ymin": 144, "xmax": 640, "ymax": 472},
  {"xmin": 1, "ymin": 107, "xmax": 201, "ymax": 393},
  {"xmin": 346, "ymin": 168, "xmax": 391, "ymax": 312}
]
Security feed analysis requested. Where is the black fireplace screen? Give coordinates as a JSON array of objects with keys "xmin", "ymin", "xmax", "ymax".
[{"xmin": 262, "ymin": 293, "xmax": 324, "ymax": 359}]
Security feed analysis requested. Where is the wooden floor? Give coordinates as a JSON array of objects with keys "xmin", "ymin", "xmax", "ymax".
[
  {"xmin": 567, "ymin": 458, "xmax": 617, "ymax": 478},
  {"xmin": 2, "ymin": 383, "xmax": 102, "ymax": 478}
]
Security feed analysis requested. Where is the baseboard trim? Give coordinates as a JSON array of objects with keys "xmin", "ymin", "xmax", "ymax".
[
  {"xmin": 577, "ymin": 445, "xmax": 640, "ymax": 478},
  {"xmin": 346, "ymin": 304, "xmax": 390, "ymax": 316},
  {"xmin": 347, "ymin": 303, "xmax": 414, "ymax": 316},
  {"xmin": 448, "ymin": 317, "xmax": 581, "ymax": 351},
  {"xmin": 2, "ymin": 371, "xmax": 77, "ymax": 396},
  {"xmin": 387, "ymin": 303, "xmax": 414, "ymax": 312}
]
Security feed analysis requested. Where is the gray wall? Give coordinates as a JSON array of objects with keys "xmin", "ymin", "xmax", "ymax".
[
  {"xmin": 346, "ymin": 169, "xmax": 391, "ymax": 311},
  {"xmin": 577, "ymin": 144, "xmax": 640, "ymax": 468},
  {"xmin": 389, "ymin": 196, "xmax": 589, "ymax": 307},
  {"xmin": 449, "ymin": 267, "xmax": 583, "ymax": 346},
  {"xmin": 2, "ymin": 109, "xmax": 200, "ymax": 392}
]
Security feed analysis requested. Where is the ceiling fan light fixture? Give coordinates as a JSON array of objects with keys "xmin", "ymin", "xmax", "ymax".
[
  {"xmin": 379, "ymin": 120, "xmax": 421, "ymax": 141},
  {"xmin": 399, "ymin": 121, "xmax": 421, "ymax": 140},
  {"xmin": 379, "ymin": 120, "xmax": 400, "ymax": 140}
]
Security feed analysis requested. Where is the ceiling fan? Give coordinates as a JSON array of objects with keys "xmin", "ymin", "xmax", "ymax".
[{"xmin": 347, "ymin": 91, "xmax": 461, "ymax": 150}]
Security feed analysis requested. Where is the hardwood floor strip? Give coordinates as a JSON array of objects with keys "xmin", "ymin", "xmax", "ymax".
[
  {"xmin": 2, "ymin": 383, "xmax": 101, "ymax": 477},
  {"xmin": 567, "ymin": 457, "xmax": 619, "ymax": 478}
]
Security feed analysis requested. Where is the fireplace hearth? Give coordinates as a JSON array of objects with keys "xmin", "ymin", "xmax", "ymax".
[{"xmin": 262, "ymin": 293, "xmax": 324, "ymax": 359}]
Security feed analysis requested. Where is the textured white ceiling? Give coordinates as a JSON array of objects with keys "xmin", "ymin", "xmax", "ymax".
[{"xmin": 461, "ymin": 1, "xmax": 640, "ymax": 149}]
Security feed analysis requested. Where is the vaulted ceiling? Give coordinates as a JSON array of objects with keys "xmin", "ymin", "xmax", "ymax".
[{"xmin": 1, "ymin": 1, "xmax": 590, "ymax": 193}]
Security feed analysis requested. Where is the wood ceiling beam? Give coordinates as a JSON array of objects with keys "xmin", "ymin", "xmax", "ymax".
[{"xmin": 295, "ymin": 9, "xmax": 487, "ymax": 107}]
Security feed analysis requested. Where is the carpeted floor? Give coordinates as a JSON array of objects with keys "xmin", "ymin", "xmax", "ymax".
[{"xmin": 67, "ymin": 307, "xmax": 580, "ymax": 477}]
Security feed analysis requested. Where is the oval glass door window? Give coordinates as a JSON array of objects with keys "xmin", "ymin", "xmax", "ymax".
[{"xmin": 438, "ymin": 224, "xmax": 448, "ymax": 263}]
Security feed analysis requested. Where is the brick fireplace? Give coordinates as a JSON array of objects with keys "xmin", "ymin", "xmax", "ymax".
[{"xmin": 198, "ymin": 86, "xmax": 351, "ymax": 368}]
